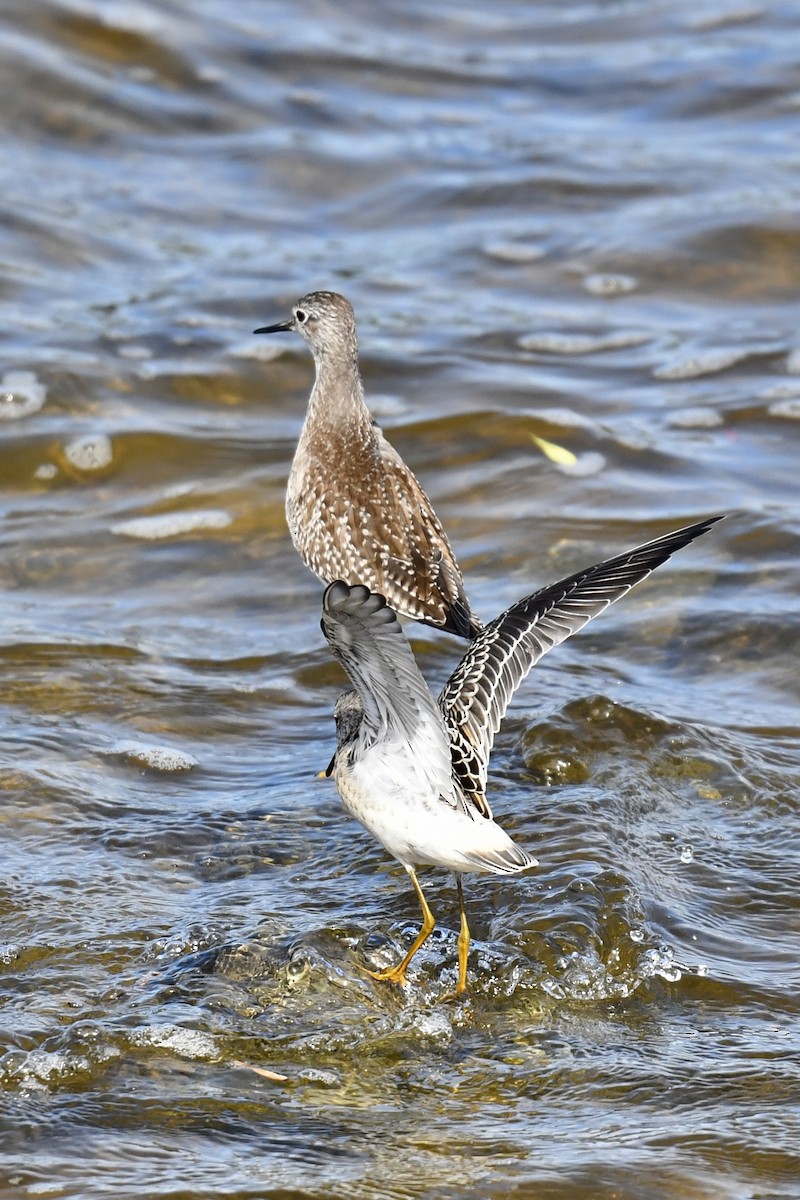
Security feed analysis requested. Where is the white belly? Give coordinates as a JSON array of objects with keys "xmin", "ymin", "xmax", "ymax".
[{"xmin": 334, "ymin": 738, "xmax": 526, "ymax": 875}]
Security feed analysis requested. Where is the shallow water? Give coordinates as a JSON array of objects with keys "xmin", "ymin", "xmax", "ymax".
[{"xmin": 2, "ymin": 1, "xmax": 799, "ymax": 1197}]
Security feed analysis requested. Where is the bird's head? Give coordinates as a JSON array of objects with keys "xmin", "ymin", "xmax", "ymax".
[
  {"xmin": 254, "ymin": 291, "xmax": 358, "ymax": 362},
  {"xmin": 333, "ymin": 689, "xmax": 365, "ymax": 751}
]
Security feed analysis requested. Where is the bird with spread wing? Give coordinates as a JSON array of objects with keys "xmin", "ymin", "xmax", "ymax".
[{"xmin": 320, "ymin": 515, "xmax": 723, "ymax": 993}]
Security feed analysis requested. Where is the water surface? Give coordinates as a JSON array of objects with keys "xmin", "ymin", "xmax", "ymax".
[{"xmin": 1, "ymin": 2, "xmax": 799, "ymax": 1197}]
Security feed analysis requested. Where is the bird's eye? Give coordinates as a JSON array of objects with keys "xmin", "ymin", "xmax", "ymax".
[{"xmin": 295, "ymin": 309, "xmax": 307, "ymax": 323}]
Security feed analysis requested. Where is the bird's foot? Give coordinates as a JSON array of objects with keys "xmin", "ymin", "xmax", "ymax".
[
  {"xmin": 437, "ymin": 979, "xmax": 468, "ymax": 1004},
  {"xmin": 365, "ymin": 963, "xmax": 407, "ymax": 986}
]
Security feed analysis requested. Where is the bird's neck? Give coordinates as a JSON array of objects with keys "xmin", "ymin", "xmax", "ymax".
[{"xmin": 307, "ymin": 351, "xmax": 368, "ymax": 425}]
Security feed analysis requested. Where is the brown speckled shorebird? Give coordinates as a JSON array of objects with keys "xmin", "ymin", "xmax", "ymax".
[
  {"xmin": 321, "ymin": 515, "xmax": 724, "ymax": 993},
  {"xmin": 255, "ymin": 291, "xmax": 480, "ymax": 639}
]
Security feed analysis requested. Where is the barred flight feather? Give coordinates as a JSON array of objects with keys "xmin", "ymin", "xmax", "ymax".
[{"xmin": 439, "ymin": 516, "xmax": 724, "ymax": 816}]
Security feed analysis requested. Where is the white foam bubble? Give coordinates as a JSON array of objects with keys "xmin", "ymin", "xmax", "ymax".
[
  {"xmin": 768, "ymin": 397, "xmax": 800, "ymax": 419},
  {"xmin": 519, "ymin": 329, "xmax": 649, "ymax": 355},
  {"xmin": 653, "ymin": 348, "xmax": 749, "ymax": 380},
  {"xmin": 0, "ymin": 370, "xmax": 47, "ymax": 420},
  {"xmin": 297, "ymin": 1067, "xmax": 341, "ymax": 1086},
  {"xmin": 484, "ymin": 239, "xmax": 546, "ymax": 263},
  {"xmin": 19, "ymin": 1049, "xmax": 75, "ymax": 1084},
  {"xmin": 582, "ymin": 273, "xmax": 638, "ymax": 296},
  {"xmin": 111, "ymin": 509, "xmax": 232, "ymax": 539},
  {"xmin": 64, "ymin": 434, "xmax": 114, "ymax": 471},
  {"xmin": 759, "ymin": 382, "xmax": 800, "ymax": 400},
  {"xmin": 112, "ymin": 742, "xmax": 198, "ymax": 771},
  {"xmin": 133, "ymin": 1024, "xmax": 218, "ymax": 1059},
  {"xmin": 531, "ymin": 407, "xmax": 599, "ymax": 431},
  {"xmin": 666, "ymin": 407, "xmax": 724, "ymax": 429}
]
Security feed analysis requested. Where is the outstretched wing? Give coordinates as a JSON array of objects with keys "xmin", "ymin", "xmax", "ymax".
[
  {"xmin": 438, "ymin": 516, "xmax": 724, "ymax": 817},
  {"xmin": 320, "ymin": 581, "xmax": 455, "ymax": 797}
]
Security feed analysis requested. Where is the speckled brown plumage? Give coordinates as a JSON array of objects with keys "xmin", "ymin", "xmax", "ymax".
[{"xmin": 255, "ymin": 291, "xmax": 480, "ymax": 639}]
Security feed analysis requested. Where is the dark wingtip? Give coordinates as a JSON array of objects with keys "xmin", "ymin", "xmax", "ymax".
[
  {"xmin": 633, "ymin": 513, "xmax": 726, "ymax": 563},
  {"xmin": 686, "ymin": 513, "xmax": 726, "ymax": 534},
  {"xmin": 428, "ymin": 603, "xmax": 483, "ymax": 641},
  {"xmin": 323, "ymin": 580, "xmax": 352, "ymax": 611},
  {"xmin": 322, "ymin": 580, "xmax": 397, "ymax": 625}
]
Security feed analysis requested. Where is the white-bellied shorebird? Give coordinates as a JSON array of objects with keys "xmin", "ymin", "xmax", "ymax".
[
  {"xmin": 320, "ymin": 516, "xmax": 723, "ymax": 993},
  {"xmin": 255, "ymin": 291, "xmax": 480, "ymax": 639}
]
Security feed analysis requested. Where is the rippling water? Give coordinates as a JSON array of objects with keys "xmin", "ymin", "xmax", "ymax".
[{"xmin": 2, "ymin": 2, "xmax": 799, "ymax": 1197}]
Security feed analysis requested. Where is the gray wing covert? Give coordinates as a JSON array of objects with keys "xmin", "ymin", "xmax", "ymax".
[
  {"xmin": 438, "ymin": 516, "xmax": 724, "ymax": 817},
  {"xmin": 320, "ymin": 582, "xmax": 453, "ymax": 796}
]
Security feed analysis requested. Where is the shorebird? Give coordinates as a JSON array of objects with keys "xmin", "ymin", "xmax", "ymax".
[
  {"xmin": 255, "ymin": 291, "xmax": 480, "ymax": 639},
  {"xmin": 320, "ymin": 515, "xmax": 723, "ymax": 993}
]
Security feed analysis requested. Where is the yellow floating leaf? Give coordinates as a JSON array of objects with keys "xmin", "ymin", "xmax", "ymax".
[{"xmin": 530, "ymin": 433, "xmax": 578, "ymax": 467}]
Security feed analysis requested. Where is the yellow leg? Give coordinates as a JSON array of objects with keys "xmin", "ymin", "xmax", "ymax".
[
  {"xmin": 456, "ymin": 875, "xmax": 470, "ymax": 994},
  {"xmin": 367, "ymin": 866, "xmax": 435, "ymax": 986}
]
